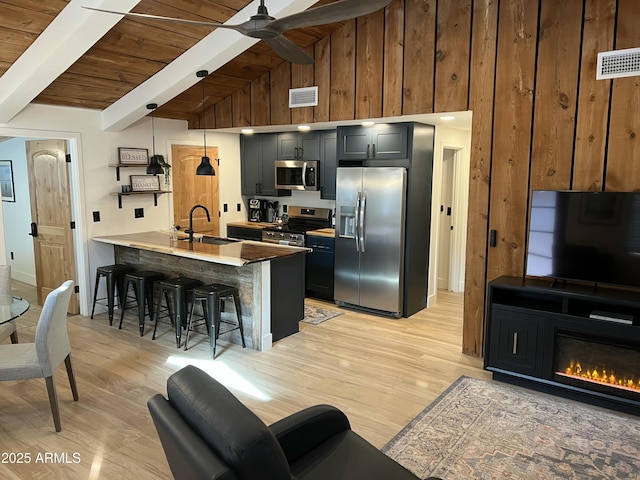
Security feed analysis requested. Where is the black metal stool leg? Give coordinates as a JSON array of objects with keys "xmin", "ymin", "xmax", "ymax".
[
  {"xmin": 90, "ymin": 272, "xmax": 101, "ymax": 319},
  {"xmin": 152, "ymin": 287, "xmax": 164, "ymax": 340},
  {"xmin": 106, "ymin": 273, "xmax": 116, "ymax": 326},
  {"xmin": 118, "ymin": 278, "xmax": 132, "ymax": 329},
  {"xmin": 232, "ymin": 292, "xmax": 246, "ymax": 348}
]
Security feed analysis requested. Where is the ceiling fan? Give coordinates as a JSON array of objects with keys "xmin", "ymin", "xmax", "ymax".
[{"xmin": 84, "ymin": 0, "xmax": 393, "ymax": 65}]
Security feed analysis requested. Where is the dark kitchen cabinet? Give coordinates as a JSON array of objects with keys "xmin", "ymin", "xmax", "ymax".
[
  {"xmin": 240, "ymin": 133, "xmax": 290, "ymax": 197},
  {"xmin": 337, "ymin": 123, "xmax": 409, "ymax": 161},
  {"xmin": 319, "ymin": 131, "xmax": 337, "ymax": 200},
  {"xmin": 305, "ymin": 234, "xmax": 335, "ymax": 301},
  {"xmin": 277, "ymin": 132, "xmax": 320, "ymax": 160}
]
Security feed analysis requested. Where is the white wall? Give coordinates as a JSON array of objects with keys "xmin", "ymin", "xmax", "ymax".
[
  {"xmin": 0, "ymin": 138, "xmax": 37, "ymax": 283},
  {"xmin": 0, "ymin": 104, "xmax": 243, "ymax": 314}
]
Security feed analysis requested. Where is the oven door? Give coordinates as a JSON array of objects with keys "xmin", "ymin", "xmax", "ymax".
[{"xmin": 275, "ymin": 160, "xmax": 319, "ymax": 190}]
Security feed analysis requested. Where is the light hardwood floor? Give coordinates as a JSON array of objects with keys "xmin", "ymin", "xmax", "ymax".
[{"xmin": 0, "ymin": 283, "xmax": 490, "ymax": 479}]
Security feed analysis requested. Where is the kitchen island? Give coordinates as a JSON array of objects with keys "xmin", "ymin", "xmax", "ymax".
[{"xmin": 92, "ymin": 231, "xmax": 309, "ymax": 351}]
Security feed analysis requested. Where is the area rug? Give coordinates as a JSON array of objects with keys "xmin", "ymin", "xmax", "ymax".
[
  {"xmin": 301, "ymin": 303, "xmax": 343, "ymax": 325},
  {"xmin": 382, "ymin": 376, "xmax": 640, "ymax": 480}
]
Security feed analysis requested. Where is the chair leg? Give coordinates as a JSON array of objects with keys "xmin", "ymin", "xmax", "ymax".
[
  {"xmin": 10, "ymin": 331, "xmax": 18, "ymax": 344},
  {"xmin": 232, "ymin": 293, "xmax": 246, "ymax": 348},
  {"xmin": 45, "ymin": 376, "xmax": 62, "ymax": 432},
  {"xmin": 90, "ymin": 272, "xmax": 101, "ymax": 319},
  {"xmin": 119, "ymin": 279, "xmax": 131, "ymax": 329},
  {"xmin": 152, "ymin": 288, "xmax": 164, "ymax": 340},
  {"xmin": 65, "ymin": 354, "xmax": 79, "ymax": 401}
]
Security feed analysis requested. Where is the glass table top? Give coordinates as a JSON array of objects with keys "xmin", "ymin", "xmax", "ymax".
[{"xmin": 0, "ymin": 297, "xmax": 30, "ymax": 325}]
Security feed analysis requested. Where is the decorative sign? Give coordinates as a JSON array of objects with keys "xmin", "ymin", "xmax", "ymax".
[
  {"xmin": 130, "ymin": 175, "xmax": 160, "ymax": 192},
  {"xmin": 118, "ymin": 147, "xmax": 149, "ymax": 165}
]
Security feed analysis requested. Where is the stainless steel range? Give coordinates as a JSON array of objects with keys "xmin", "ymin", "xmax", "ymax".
[{"xmin": 262, "ymin": 206, "xmax": 332, "ymax": 246}]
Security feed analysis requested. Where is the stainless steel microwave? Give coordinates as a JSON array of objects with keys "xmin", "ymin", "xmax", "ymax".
[{"xmin": 274, "ymin": 160, "xmax": 319, "ymax": 191}]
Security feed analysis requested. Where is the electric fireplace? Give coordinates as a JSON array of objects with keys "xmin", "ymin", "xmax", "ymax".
[{"xmin": 554, "ymin": 332, "xmax": 640, "ymax": 402}]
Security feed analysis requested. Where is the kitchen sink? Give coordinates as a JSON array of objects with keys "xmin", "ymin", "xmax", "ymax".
[{"xmin": 180, "ymin": 236, "xmax": 239, "ymax": 245}]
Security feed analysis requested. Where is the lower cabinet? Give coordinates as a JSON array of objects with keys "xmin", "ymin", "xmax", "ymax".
[
  {"xmin": 487, "ymin": 305, "xmax": 546, "ymax": 377},
  {"xmin": 305, "ymin": 235, "xmax": 334, "ymax": 301}
]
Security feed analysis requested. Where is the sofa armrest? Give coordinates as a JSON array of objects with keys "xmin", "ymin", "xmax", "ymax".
[
  {"xmin": 269, "ymin": 404, "xmax": 351, "ymax": 465},
  {"xmin": 147, "ymin": 394, "xmax": 236, "ymax": 480}
]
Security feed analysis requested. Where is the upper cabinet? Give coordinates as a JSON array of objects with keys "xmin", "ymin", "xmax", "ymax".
[
  {"xmin": 337, "ymin": 123, "xmax": 409, "ymax": 161},
  {"xmin": 240, "ymin": 133, "xmax": 290, "ymax": 197},
  {"xmin": 319, "ymin": 131, "xmax": 337, "ymax": 200},
  {"xmin": 277, "ymin": 132, "xmax": 320, "ymax": 161}
]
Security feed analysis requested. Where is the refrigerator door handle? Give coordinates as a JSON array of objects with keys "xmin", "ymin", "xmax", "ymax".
[
  {"xmin": 354, "ymin": 192, "xmax": 361, "ymax": 251},
  {"xmin": 359, "ymin": 191, "xmax": 367, "ymax": 252}
]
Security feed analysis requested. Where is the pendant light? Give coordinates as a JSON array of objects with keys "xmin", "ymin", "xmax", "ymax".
[
  {"xmin": 195, "ymin": 70, "xmax": 216, "ymax": 176},
  {"xmin": 146, "ymin": 103, "xmax": 164, "ymax": 175}
]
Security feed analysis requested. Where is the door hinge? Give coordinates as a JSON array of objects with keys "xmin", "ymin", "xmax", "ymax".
[
  {"xmin": 65, "ymin": 154, "xmax": 72, "ymax": 163},
  {"xmin": 70, "ymin": 221, "xmax": 76, "ymax": 229},
  {"xmin": 74, "ymin": 285, "xmax": 79, "ymax": 293}
]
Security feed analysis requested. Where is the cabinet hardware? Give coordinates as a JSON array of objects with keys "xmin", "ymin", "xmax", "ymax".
[{"xmin": 512, "ymin": 332, "xmax": 518, "ymax": 355}]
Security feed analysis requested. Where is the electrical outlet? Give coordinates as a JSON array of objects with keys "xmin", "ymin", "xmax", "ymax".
[
  {"xmin": 93, "ymin": 211, "xmax": 101, "ymax": 222},
  {"xmin": 223, "ymin": 203, "xmax": 228, "ymax": 212},
  {"xmin": 10, "ymin": 252, "xmax": 14, "ymax": 260},
  {"xmin": 134, "ymin": 208, "xmax": 144, "ymax": 218},
  {"xmin": 237, "ymin": 203, "xmax": 241, "ymax": 212}
]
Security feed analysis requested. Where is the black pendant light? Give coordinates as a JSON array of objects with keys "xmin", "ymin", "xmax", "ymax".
[
  {"xmin": 196, "ymin": 70, "xmax": 216, "ymax": 176},
  {"xmin": 146, "ymin": 103, "xmax": 164, "ymax": 175}
]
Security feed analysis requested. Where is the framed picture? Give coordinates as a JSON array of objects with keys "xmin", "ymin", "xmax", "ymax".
[
  {"xmin": 118, "ymin": 147, "xmax": 149, "ymax": 165},
  {"xmin": 0, "ymin": 160, "xmax": 15, "ymax": 202},
  {"xmin": 130, "ymin": 175, "xmax": 160, "ymax": 192}
]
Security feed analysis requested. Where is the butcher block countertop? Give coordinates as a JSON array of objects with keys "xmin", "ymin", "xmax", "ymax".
[
  {"xmin": 227, "ymin": 221, "xmax": 275, "ymax": 229},
  {"xmin": 93, "ymin": 231, "xmax": 309, "ymax": 267},
  {"xmin": 306, "ymin": 228, "xmax": 335, "ymax": 238}
]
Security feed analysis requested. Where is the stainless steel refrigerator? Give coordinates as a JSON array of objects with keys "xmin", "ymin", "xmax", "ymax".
[{"xmin": 334, "ymin": 167, "xmax": 407, "ymax": 317}]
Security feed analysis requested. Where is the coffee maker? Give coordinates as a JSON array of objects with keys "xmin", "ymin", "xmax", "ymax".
[{"xmin": 248, "ymin": 198, "xmax": 267, "ymax": 222}]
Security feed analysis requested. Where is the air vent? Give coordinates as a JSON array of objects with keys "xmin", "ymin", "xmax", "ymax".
[
  {"xmin": 597, "ymin": 47, "xmax": 640, "ymax": 80},
  {"xmin": 289, "ymin": 86, "xmax": 318, "ymax": 108}
]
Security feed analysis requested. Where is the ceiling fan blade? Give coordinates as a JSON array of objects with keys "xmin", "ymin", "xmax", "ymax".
[
  {"xmin": 82, "ymin": 6, "xmax": 241, "ymax": 31},
  {"xmin": 263, "ymin": 37, "xmax": 314, "ymax": 64},
  {"xmin": 268, "ymin": 0, "xmax": 394, "ymax": 34}
]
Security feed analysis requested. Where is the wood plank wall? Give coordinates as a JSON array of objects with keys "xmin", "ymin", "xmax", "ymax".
[{"xmin": 191, "ymin": 0, "xmax": 640, "ymax": 357}]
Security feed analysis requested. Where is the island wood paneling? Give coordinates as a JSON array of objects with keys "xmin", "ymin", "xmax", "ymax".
[
  {"xmin": 203, "ymin": 0, "xmax": 640, "ymax": 357},
  {"xmin": 355, "ymin": 10, "xmax": 384, "ymax": 119},
  {"xmin": 434, "ymin": 0, "xmax": 472, "ymax": 113},
  {"xmin": 572, "ymin": 0, "xmax": 615, "ymax": 191}
]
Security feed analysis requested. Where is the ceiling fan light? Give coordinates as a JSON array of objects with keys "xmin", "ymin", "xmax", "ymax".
[{"xmin": 196, "ymin": 156, "xmax": 216, "ymax": 176}]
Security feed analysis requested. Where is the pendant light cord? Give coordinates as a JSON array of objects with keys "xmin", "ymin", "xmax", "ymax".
[{"xmin": 202, "ymin": 78, "xmax": 207, "ymax": 158}]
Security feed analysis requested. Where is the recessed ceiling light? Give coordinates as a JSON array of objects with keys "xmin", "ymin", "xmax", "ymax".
[
  {"xmin": 361, "ymin": 121, "xmax": 375, "ymax": 127},
  {"xmin": 241, "ymin": 128, "xmax": 254, "ymax": 134},
  {"xmin": 298, "ymin": 125, "xmax": 311, "ymax": 131},
  {"xmin": 440, "ymin": 116, "xmax": 455, "ymax": 121}
]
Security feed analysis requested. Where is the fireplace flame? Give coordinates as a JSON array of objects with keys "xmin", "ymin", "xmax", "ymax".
[{"xmin": 562, "ymin": 362, "xmax": 639, "ymax": 393}]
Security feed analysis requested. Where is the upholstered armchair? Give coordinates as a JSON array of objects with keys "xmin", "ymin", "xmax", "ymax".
[{"xmin": 148, "ymin": 365, "xmax": 424, "ymax": 480}]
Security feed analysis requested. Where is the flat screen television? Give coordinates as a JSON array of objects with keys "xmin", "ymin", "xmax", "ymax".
[{"xmin": 526, "ymin": 190, "xmax": 640, "ymax": 288}]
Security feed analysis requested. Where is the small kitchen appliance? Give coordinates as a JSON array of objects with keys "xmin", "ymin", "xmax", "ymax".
[
  {"xmin": 262, "ymin": 206, "xmax": 331, "ymax": 246},
  {"xmin": 248, "ymin": 198, "xmax": 268, "ymax": 222}
]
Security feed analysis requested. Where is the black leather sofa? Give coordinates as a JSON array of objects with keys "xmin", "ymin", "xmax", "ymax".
[{"xmin": 148, "ymin": 365, "xmax": 435, "ymax": 480}]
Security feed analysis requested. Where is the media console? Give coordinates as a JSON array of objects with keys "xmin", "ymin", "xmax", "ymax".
[{"xmin": 484, "ymin": 276, "xmax": 640, "ymax": 415}]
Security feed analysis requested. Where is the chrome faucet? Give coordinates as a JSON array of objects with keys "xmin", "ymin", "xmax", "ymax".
[{"xmin": 185, "ymin": 204, "xmax": 211, "ymax": 243}]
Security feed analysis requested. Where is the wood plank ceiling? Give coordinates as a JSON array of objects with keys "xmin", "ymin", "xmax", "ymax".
[{"xmin": 0, "ymin": 0, "xmax": 343, "ymax": 125}]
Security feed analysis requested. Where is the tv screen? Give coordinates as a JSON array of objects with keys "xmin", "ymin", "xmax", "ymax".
[{"xmin": 526, "ymin": 190, "xmax": 640, "ymax": 288}]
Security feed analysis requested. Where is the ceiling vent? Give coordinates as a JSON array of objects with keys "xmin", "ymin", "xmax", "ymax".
[
  {"xmin": 597, "ymin": 47, "xmax": 640, "ymax": 80},
  {"xmin": 289, "ymin": 86, "xmax": 318, "ymax": 108}
]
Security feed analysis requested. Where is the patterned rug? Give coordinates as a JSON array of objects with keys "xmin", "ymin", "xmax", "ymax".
[
  {"xmin": 382, "ymin": 376, "xmax": 640, "ymax": 480},
  {"xmin": 301, "ymin": 303, "xmax": 343, "ymax": 325}
]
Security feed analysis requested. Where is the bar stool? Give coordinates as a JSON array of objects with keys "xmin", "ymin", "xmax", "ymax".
[
  {"xmin": 184, "ymin": 284, "xmax": 246, "ymax": 359},
  {"xmin": 152, "ymin": 277, "xmax": 202, "ymax": 348},
  {"xmin": 90, "ymin": 264, "xmax": 134, "ymax": 325},
  {"xmin": 118, "ymin": 271, "xmax": 165, "ymax": 336}
]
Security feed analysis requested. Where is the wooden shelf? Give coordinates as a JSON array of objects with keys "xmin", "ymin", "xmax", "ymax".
[
  {"xmin": 110, "ymin": 190, "xmax": 171, "ymax": 208},
  {"xmin": 108, "ymin": 163, "xmax": 150, "ymax": 181}
]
